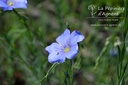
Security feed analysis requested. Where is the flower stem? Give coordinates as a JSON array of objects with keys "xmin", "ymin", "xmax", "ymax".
[
  {"xmin": 69, "ymin": 60, "xmax": 74, "ymax": 85},
  {"xmin": 13, "ymin": 9, "xmax": 29, "ymax": 29},
  {"xmin": 40, "ymin": 62, "xmax": 59, "ymax": 85}
]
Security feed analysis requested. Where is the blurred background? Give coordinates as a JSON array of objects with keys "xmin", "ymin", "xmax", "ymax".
[{"xmin": 0, "ymin": 0, "xmax": 128, "ymax": 85}]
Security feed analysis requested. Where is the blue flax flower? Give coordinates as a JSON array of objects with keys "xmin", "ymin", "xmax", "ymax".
[
  {"xmin": 45, "ymin": 29, "xmax": 85, "ymax": 63},
  {"xmin": 0, "ymin": 0, "xmax": 27, "ymax": 10}
]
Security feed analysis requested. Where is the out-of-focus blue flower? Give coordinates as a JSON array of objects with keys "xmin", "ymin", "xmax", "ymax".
[
  {"xmin": 45, "ymin": 29, "xmax": 85, "ymax": 63},
  {"xmin": 0, "ymin": 0, "xmax": 27, "ymax": 10},
  {"xmin": 109, "ymin": 48, "xmax": 118, "ymax": 57}
]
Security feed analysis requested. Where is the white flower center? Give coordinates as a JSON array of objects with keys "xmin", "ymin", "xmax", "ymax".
[
  {"xmin": 7, "ymin": 0, "xmax": 14, "ymax": 6},
  {"xmin": 64, "ymin": 47, "xmax": 70, "ymax": 53}
]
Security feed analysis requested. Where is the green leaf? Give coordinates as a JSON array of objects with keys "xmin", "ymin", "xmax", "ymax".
[
  {"xmin": 119, "ymin": 77, "xmax": 125, "ymax": 85},
  {"xmin": 64, "ymin": 71, "xmax": 70, "ymax": 79},
  {"xmin": 63, "ymin": 78, "xmax": 68, "ymax": 85},
  {"xmin": 117, "ymin": 46, "xmax": 121, "ymax": 62},
  {"xmin": 111, "ymin": 77, "xmax": 115, "ymax": 85},
  {"xmin": 120, "ymin": 44, "xmax": 126, "ymax": 61},
  {"xmin": 122, "ymin": 62, "xmax": 128, "ymax": 78}
]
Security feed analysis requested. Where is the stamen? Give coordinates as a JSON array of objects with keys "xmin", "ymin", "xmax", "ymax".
[
  {"xmin": 64, "ymin": 47, "xmax": 70, "ymax": 52},
  {"xmin": 7, "ymin": 0, "xmax": 14, "ymax": 6}
]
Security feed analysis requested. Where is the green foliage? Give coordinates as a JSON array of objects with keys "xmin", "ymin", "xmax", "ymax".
[{"xmin": 0, "ymin": 0, "xmax": 128, "ymax": 85}]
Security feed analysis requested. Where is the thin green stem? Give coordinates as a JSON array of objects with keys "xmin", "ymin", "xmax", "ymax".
[
  {"xmin": 70, "ymin": 60, "xmax": 74, "ymax": 85},
  {"xmin": 12, "ymin": 9, "xmax": 43, "ymax": 41},
  {"xmin": 13, "ymin": 9, "xmax": 29, "ymax": 29},
  {"xmin": 40, "ymin": 62, "xmax": 59, "ymax": 84}
]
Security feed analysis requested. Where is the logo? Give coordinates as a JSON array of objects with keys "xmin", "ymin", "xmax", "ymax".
[
  {"xmin": 87, "ymin": 4, "xmax": 125, "ymax": 27},
  {"xmin": 88, "ymin": 4, "xmax": 125, "ymax": 18},
  {"xmin": 88, "ymin": 4, "xmax": 97, "ymax": 17}
]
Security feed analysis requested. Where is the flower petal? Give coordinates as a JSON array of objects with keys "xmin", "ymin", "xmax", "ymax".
[
  {"xmin": 69, "ymin": 30, "xmax": 84, "ymax": 45},
  {"xmin": 56, "ymin": 29, "xmax": 70, "ymax": 44},
  {"xmin": 48, "ymin": 52, "xmax": 65, "ymax": 63},
  {"xmin": 65, "ymin": 44, "xmax": 78, "ymax": 59},
  {"xmin": 45, "ymin": 43, "xmax": 61, "ymax": 54},
  {"xmin": 0, "ymin": 1, "xmax": 8, "ymax": 7},
  {"xmin": 13, "ymin": 2, "xmax": 27, "ymax": 8},
  {"xmin": 2, "ymin": 7, "xmax": 13, "ymax": 10},
  {"xmin": 14, "ymin": 0, "xmax": 27, "ymax": 3}
]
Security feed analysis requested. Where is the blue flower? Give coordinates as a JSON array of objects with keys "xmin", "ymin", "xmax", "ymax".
[
  {"xmin": 0, "ymin": 0, "xmax": 27, "ymax": 10},
  {"xmin": 109, "ymin": 48, "xmax": 118, "ymax": 57},
  {"xmin": 45, "ymin": 29, "xmax": 85, "ymax": 63}
]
